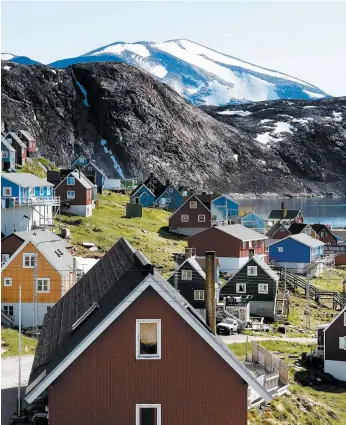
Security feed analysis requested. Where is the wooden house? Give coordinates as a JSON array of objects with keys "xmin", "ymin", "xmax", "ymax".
[
  {"xmin": 287, "ymin": 223, "xmax": 319, "ymax": 239},
  {"xmin": 142, "ymin": 173, "xmax": 165, "ymax": 197},
  {"xmin": 241, "ymin": 212, "xmax": 266, "ymax": 232},
  {"xmin": 221, "ymin": 255, "xmax": 280, "ymax": 319},
  {"xmin": 311, "ymin": 224, "xmax": 341, "ymax": 245},
  {"xmin": 188, "ymin": 224, "xmax": 267, "ymax": 273},
  {"xmin": 211, "ymin": 195, "xmax": 239, "ymax": 220},
  {"xmin": 266, "ymin": 222, "xmax": 291, "ymax": 239},
  {"xmin": 1, "ymin": 173, "xmax": 57, "ymax": 236},
  {"xmin": 268, "ymin": 203, "xmax": 304, "ymax": 224},
  {"xmin": 323, "ymin": 307, "xmax": 346, "ymax": 381},
  {"xmin": 55, "ymin": 170, "xmax": 96, "ymax": 217},
  {"xmin": 1, "ymin": 136, "xmax": 16, "ymax": 171},
  {"xmin": 154, "ymin": 181, "xmax": 183, "ymax": 210},
  {"xmin": 5, "ymin": 132, "xmax": 27, "ymax": 165},
  {"xmin": 130, "ymin": 184, "xmax": 156, "ymax": 207},
  {"xmin": 83, "ymin": 160, "xmax": 106, "ymax": 194},
  {"xmin": 268, "ymin": 234, "xmax": 325, "ymax": 276},
  {"xmin": 1, "ymin": 229, "xmax": 74, "ymax": 328},
  {"xmin": 17, "ymin": 130, "xmax": 37, "ymax": 156},
  {"xmin": 24, "ymin": 238, "xmax": 271, "ymax": 424},
  {"xmin": 71, "ymin": 154, "xmax": 88, "ymax": 169},
  {"xmin": 47, "ymin": 168, "xmax": 73, "ymax": 187},
  {"xmin": 168, "ymin": 194, "xmax": 212, "ymax": 236}
]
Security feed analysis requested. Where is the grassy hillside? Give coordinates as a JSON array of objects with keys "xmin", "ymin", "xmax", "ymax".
[
  {"xmin": 228, "ymin": 341, "xmax": 346, "ymax": 425},
  {"xmin": 1, "ymin": 328, "xmax": 37, "ymax": 358},
  {"xmin": 56, "ymin": 192, "xmax": 186, "ymax": 275},
  {"xmin": 15, "ymin": 157, "xmax": 58, "ymax": 178}
]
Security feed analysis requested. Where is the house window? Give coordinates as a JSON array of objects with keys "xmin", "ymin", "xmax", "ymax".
[
  {"xmin": 198, "ymin": 214, "xmax": 205, "ymax": 223},
  {"xmin": 1, "ymin": 253, "xmax": 10, "ymax": 266},
  {"xmin": 258, "ymin": 284, "xmax": 268, "ymax": 294},
  {"xmin": 23, "ymin": 253, "xmax": 36, "ymax": 268},
  {"xmin": 3, "ymin": 306, "xmax": 14, "ymax": 318},
  {"xmin": 254, "ymin": 241, "xmax": 258, "ymax": 248},
  {"xmin": 67, "ymin": 191, "xmax": 75, "ymax": 199},
  {"xmin": 2, "ymin": 151, "xmax": 8, "ymax": 159},
  {"xmin": 40, "ymin": 187, "xmax": 44, "ymax": 196},
  {"xmin": 242, "ymin": 241, "xmax": 247, "ymax": 249},
  {"xmin": 37, "ymin": 278, "xmax": 50, "ymax": 293},
  {"xmin": 136, "ymin": 319, "xmax": 161, "ymax": 359},
  {"xmin": 189, "ymin": 201, "xmax": 197, "ymax": 209},
  {"xmin": 247, "ymin": 266, "xmax": 258, "ymax": 276},
  {"xmin": 3, "ymin": 187, "xmax": 12, "ymax": 196},
  {"xmin": 181, "ymin": 269, "xmax": 193, "ymax": 280},
  {"xmin": 249, "ymin": 241, "xmax": 253, "ymax": 248},
  {"xmin": 168, "ymin": 187, "xmax": 173, "ymax": 193},
  {"xmin": 136, "ymin": 404, "xmax": 161, "ymax": 425},
  {"xmin": 278, "ymin": 247, "xmax": 284, "ymax": 252},
  {"xmin": 236, "ymin": 283, "xmax": 246, "ymax": 293},
  {"xmin": 194, "ymin": 290, "xmax": 205, "ymax": 301},
  {"xmin": 152, "ymin": 179, "xmax": 157, "ymax": 184},
  {"xmin": 67, "ymin": 177, "xmax": 75, "ymax": 185},
  {"xmin": 306, "ymin": 227, "xmax": 311, "ymax": 235},
  {"xmin": 321, "ymin": 231, "xmax": 327, "ymax": 238},
  {"xmin": 47, "ymin": 187, "xmax": 51, "ymax": 195},
  {"xmin": 181, "ymin": 214, "xmax": 189, "ymax": 223},
  {"xmin": 88, "ymin": 166, "xmax": 92, "ymax": 171},
  {"xmin": 134, "ymin": 197, "xmax": 139, "ymax": 204},
  {"xmin": 4, "ymin": 278, "xmax": 12, "ymax": 287},
  {"xmin": 339, "ymin": 337, "xmax": 346, "ymax": 350},
  {"xmin": 29, "ymin": 187, "xmax": 34, "ymax": 196}
]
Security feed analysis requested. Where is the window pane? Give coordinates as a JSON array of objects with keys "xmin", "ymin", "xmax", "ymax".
[
  {"xmin": 140, "ymin": 407, "xmax": 156, "ymax": 425},
  {"xmin": 140, "ymin": 323, "xmax": 158, "ymax": 355}
]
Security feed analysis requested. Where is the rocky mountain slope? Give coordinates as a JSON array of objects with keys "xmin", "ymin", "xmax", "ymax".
[
  {"xmin": 1, "ymin": 60, "xmax": 345, "ymax": 195},
  {"xmin": 3, "ymin": 39, "xmax": 328, "ymax": 105}
]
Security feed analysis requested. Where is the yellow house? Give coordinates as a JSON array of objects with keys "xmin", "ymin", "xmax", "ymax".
[{"xmin": 1, "ymin": 229, "xmax": 74, "ymax": 328}]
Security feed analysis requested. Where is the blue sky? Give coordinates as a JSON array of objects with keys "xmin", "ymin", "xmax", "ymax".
[{"xmin": 1, "ymin": 1, "xmax": 345, "ymax": 96}]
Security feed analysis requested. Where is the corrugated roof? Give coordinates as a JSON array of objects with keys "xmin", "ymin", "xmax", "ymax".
[
  {"xmin": 268, "ymin": 209, "xmax": 301, "ymax": 220},
  {"xmin": 5, "ymin": 132, "xmax": 27, "ymax": 149},
  {"xmin": 216, "ymin": 224, "xmax": 267, "ymax": 241},
  {"xmin": 1, "ymin": 136, "xmax": 15, "ymax": 152},
  {"xmin": 69, "ymin": 170, "xmax": 96, "ymax": 189},
  {"xmin": 2, "ymin": 173, "xmax": 54, "ymax": 187},
  {"xmin": 289, "ymin": 233, "xmax": 325, "ymax": 248},
  {"xmin": 18, "ymin": 130, "xmax": 35, "ymax": 141}
]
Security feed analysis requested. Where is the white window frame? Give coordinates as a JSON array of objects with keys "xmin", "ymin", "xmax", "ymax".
[
  {"xmin": 37, "ymin": 278, "xmax": 50, "ymax": 293},
  {"xmin": 247, "ymin": 266, "xmax": 258, "ymax": 276},
  {"xmin": 3, "ymin": 187, "xmax": 12, "ymax": 196},
  {"xmin": 3, "ymin": 305, "xmax": 14, "ymax": 317},
  {"xmin": 136, "ymin": 319, "xmax": 161, "ymax": 360},
  {"xmin": 339, "ymin": 336, "xmax": 346, "ymax": 350},
  {"xmin": 67, "ymin": 190, "xmax": 75, "ymax": 200},
  {"xmin": 242, "ymin": 241, "xmax": 247, "ymax": 249},
  {"xmin": 344, "ymin": 312, "xmax": 346, "ymax": 326},
  {"xmin": 236, "ymin": 283, "xmax": 246, "ymax": 294},
  {"xmin": 249, "ymin": 241, "xmax": 253, "ymax": 248},
  {"xmin": 67, "ymin": 176, "xmax": 75, "ymax": 185},
  {"xmin": 189, "ymin": 201, "xmax": 198, "ymax": 209},
  {"xmin": 194, "ymin": 290, "xmax": 205, "ymax": 301},
  {"xmin": 28, "ymin": 187, "xmax": 35, "ymax": 197},
  {"xmin": 152, "ymin": 179, "xmax": 157, "ymax": 184},
  {"xmin": 136, "ymin": 404, "xmax": 161, "ymax": 425},
  {"xmin": 258, "ymin": 284, "xmax": 269, "ymax": 294},
  {"xmin": 181, "ymin": 269, "xmax": 193, "ymax": 280},
  {"xmin": 278, "ymin": 247, "xmax": 284, "ymax": 252},
  {"xmin": 23, "ymin": 253, "xmax": 36, "ymax": 268},
  {"xmin": 1, "ymin": 253, "xmax": 10, "ymax": 266},
  {"xmin": 181, "ymin": 214, "xmax": 189, "ymax": 223},
  {"xmin": 4, "ymin": 278, "xmax": 12, "ymax": 287},
  {"xmin": 306, "ymin": 226, "xmax": 311, "ymax": 235},
  {"xmin": 198, "ymin": 214, "xmax": 205, "ymax": 223}
]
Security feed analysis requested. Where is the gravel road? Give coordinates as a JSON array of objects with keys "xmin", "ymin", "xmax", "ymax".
[{"xmin": 1, "ymin": 356, "xmax": 34, "ymax": 425}]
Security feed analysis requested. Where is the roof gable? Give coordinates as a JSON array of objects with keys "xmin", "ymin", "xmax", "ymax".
[
  {"xmin": 324, "ymin": 307, "xmax": 346, "ymax": 333},
  {"xmin": 169, "ymin": 194, "xmax": 211, "ymax": 220},
  {"xmin": 227, "ymin": 255, "xmax": 279, "ymax": 283},
  {"xmin": 215, "ymin": 224, "xmax": 267, "ymax": 242},
  {"xmin": 55, "ymin": 170, "xmax": 96, "ymax": 190},
  {"xmin": 5, "ymin": 132, "xmax": 27, "ymax": 148},
  {"xmin": 84, "ymin": 161, "xmax": 107, "ymax": 177},
  {"xmin": 268, "ymin": 209, "xmax": 302, "ymax": 220},
  {"xmin": 131, "ymin": 183, "xmax": 155, "ymax": 198},
  {"xmin": 18, "ymin": 130, "xmax": 35, "ymax": 142},
  {"xmin": 269, "ymin": 233, "xmax": 325, "ymax": 249},
  {"xmin": 1, "ymin": 136, "xmax": 16, "ymax": 152}
]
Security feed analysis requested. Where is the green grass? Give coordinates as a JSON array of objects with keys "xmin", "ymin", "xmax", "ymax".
[
  {"xmin": 228, "ymin": 341, "xmax": 346, "ymax": 425},
  {"xmin": 55, "ymin": 192, "xmax": 187, "ymax": 275},
  {"xmin": 16, "ymin": 161, "xmax": 46, "ymax": 178},
  {"xmin": 309, "ymin": 268, "xmax": 346, "ymax": 292},
  {"xmin": 1, "ymin": 328, "xmax": 37, "ymax": 358}
]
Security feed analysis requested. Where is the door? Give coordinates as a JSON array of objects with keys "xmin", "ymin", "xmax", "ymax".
[
  {"xmin": 136, "ymin": 405, "xmax": 161, "ymax": 425},
  {"xmin": 141, "ymin": 195, "xmax": 149, "ymax": 207}
]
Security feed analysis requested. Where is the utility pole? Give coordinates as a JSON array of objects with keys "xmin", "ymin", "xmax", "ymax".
[
  {"xmin": 306, "ymin": 277, "xmax": 310, "ymax": 331},
  {"xmin": 17, "ymin": 284, "xmax": 22, "ymax": 417},
  {"xmin": 205, "ymin": 251, "xmax": 216, "ymax": 334}
]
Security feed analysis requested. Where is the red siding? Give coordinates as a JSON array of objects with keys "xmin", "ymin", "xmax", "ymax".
[
  {"xmin": 48, "ymin": 288, "xmax": 248, "ymax": 425},
  {"xmin": 55, "ymin": 178, "xmax": 89, "ymax": 206},
  {"xmin": 169, "ymin": 195, "xmax": 212, "ymax": 229}
]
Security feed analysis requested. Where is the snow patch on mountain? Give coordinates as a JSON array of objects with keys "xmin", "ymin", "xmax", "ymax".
[
  {"xmin": 1, "ymin": 53, "xmax": 15, "ymax": 60},
  {"xmin": 218, "ymin": 110, "xmax": 252, "ymax": 116},
  {"xmin": 303, "ymin": 90, "xmax": 325, "ymax": 99},
  {"xmin": 92, "ymin": 43, "xmax": 150, "ymax": 58},
  {"xmin": 333, "ymin": 111, "xmax": 343, "ymax": 122}
]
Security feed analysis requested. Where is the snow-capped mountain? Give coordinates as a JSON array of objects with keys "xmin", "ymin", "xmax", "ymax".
[
  {"xmin": 1, "ymin": 52, "xmax": 40, "ymax": 65},
  {"xmin": 47, "ymin": 39, "xmax": 328, "ymax": 105}
]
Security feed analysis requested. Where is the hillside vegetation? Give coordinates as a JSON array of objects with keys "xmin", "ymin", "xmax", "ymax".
[
  {"xmin": 1, "ymin": 328, "xmax": 37, "ymax": 358},
  {"xmin": 56, "ymin": 192, "xmax": 186, "ymax": 275}
]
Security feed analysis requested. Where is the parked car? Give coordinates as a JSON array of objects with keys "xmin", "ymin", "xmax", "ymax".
[{"xmin": 216, "ymin": 318, "xmax": 239, "ymax": 335}]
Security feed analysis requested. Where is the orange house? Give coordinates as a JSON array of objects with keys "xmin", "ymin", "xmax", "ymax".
[{"xmin": 1, "ymin": 229, "xmax": 74, "ymax": 328}]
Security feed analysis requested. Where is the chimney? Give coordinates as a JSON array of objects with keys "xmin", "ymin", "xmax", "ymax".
[
  {"xmin": 185, "ymin": 247, "xmax": 193, "ymax": 259},
  {"xmin": 205, "ymin": 251, "xmax": 216, "ymax": 334},
  {"xmin": 150, "ymin": 172, "xmax": 154, "ymax": 178},
  {"xmin": 281, "ymin": 201, "xmax": 285, "ymax": 210}
]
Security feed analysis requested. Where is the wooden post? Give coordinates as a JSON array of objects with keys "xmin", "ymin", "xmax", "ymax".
[{"xmin": 205, "ymin": 251, "xmax": 216, "ymax": 334}]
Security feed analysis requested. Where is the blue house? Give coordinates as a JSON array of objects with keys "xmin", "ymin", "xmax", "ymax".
[
  {"xmin": 130, "ymin": 184, "xmax": 156, "ymax": 207},
  {"xmin": 211, "ymin": 195, "xmax": 239, "ymax": 220},
  {"xmin": 241, "ymin": 212, "xmax": 265, "ymax": 231},
  {"xmin": 268, "ymin": 233, "xmax": 325, "ymax": 276},
  {"xmin": 1, "ymin": 136, "xmax": 16, "ymax": 171},
  {"xmin": 83, "ymin": 160, "xmax": 106, "ymax": 194},
  {"xmin": 71, "ymin": 154, "xmax": 88, "ymax": 169},
  {"xmin": 154, "ymin": 182, "xmax": 184, "ymax": 210}
]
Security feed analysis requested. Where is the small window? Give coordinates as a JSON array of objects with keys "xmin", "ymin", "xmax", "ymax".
[
  {"xmin": 247, "ymin": 266, "xmax": 258, "ymax": 276},
  {"xmin": 306, "ymin": 227, "xmax": 311, "ymax": 235},
  {"xmin": 198, "ymin": 214, "xmax": 205, "ymax": 223},
  {"xmin": 3, "ymin": 187, "xmax": 12, "ymax": 196},
  {"xmin": 1, "ymin": 253, "xmax": 10, "ymax": 266},
  {"xmin": 67, "ymin": 191, "xmax": 75, "ymax": 199},
  {"xmin": 134, "ymin": 197, "xmax": 139, "ymax": 204},
  {"xmin": 242, "ymin": 241, "xmax": 247, "ymax": 249},
  {"xmin": 152, "ymin": 179, "xmax": 157, "ymax": 184},
  {"xmin": 37, "ymin": 278, "xmax": 50, "ymax": 293},
  {"xmin": 3, "ymin": 306, "xmax": 14, "ymax": 317},
  {"xmin": 136, "ymin": 404, "xmax": 161, "ymax": 425},
  {"xmin": 168, "ymin": 187, "xmax": 173, "ymax": 193},
  {"xmin": 182, "ymin": 190, "xmax": 188, "ymax": 196},
  {"xmin": 249, "ymin": 241, "xmax": 253, "ymax": 248},
  {"xmin": 40, "ymin": 187, "xmax": 44, "ymax": 196},
  {"xmin": 278, "ymin": 247, "xmax": 284, "ymax": 252},
  {"xmin": 88, "ymin": 166, "xmax": 92, "ymax": 171},
  {"xmin": 339, "ymin": 337, "xmax": 346, "ymax": 350},
  {"xmin": 136, "ymin": 319, "xmax": 161, "ymax": 359},
  {"xmin": 236, "ymin": 283, "xmax": 246, "ymax": 293},
  {"xmin": 47, "ymin": 187, "xmax": 51, "ymax": 195},
  {"xmin": 181, "ymin": 269, "xmax": 193, "ymax": 280},
  {"xmin": 23, "ymin": 253, "xmax": 36, "ymax": 268},
  {"xmin": 4, "ymin": 278, "xmax": 12, "ymax": 287},
  {"xmin": 254, "ymin": 241, "xmax": 258, "ymax": 248},
  {"xmin": 258, "ymin": 284, "xmax": 268, "ymax": 294},
  {"xmin": 194, "ymin": 290, "xmax": 205, "ymax": 301},
  {"xmin": 67, "ymin": 177, "xmax": 75, "ymax": 185},
  {"xmin": 29, "ymin": 187, "xmax": 35, "ymax": 196},
  {"xmin": 2, "ymin": 151, "xmax": 8, "ymax": 159},
  {"xmin": 181, "ymin": 214, "xmax": 189, "ymax": 223},
  {"xmin": 189, "ymin": 201, "xmax": 198, "ymax": 209}
]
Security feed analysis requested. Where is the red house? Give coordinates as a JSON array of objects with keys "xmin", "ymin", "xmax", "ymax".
[
  {"xmin": 25, "ymin": 238, "xmax": 271, "ymax": 425},
  {"xmin": 17, "ymin": 130, "xmax": 37, "ymax": 156}
]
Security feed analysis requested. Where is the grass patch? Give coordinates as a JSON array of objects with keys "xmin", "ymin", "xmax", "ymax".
[
  {"xmin": 1, "ymin": 328, "xmax": 37, "ymax": 358},
  {"xmin": 309, "ymin": 268, "xmax": 346, "ymax": 292},
  {"xmin": 55, "ymin": 192, "xmax": 187, "ymax": 275},
  {"xmin": 16, "ymin": 161, "xmax": 46, "ymax": 178}
]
